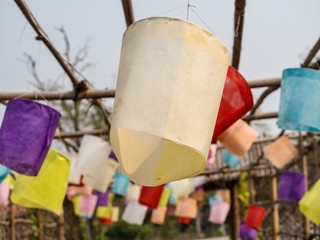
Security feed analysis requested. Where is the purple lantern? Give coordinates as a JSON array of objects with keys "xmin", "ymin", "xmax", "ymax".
[
  {"xmin": 108, "ymin": 151, "xmax": 118, "ymax": 162},
  {"xmin": 278, "ymin": 171, "xmax": 306, "ymax": 202},
  {"xmin": 94, "ymin": 190, "xmax": 109, "ymax": 206},
  {"xmin": 239, "ymin": 221, "xmax": 257, "ymax": 239},
  {"xmin": 0, "ymin": 99, "xmax": 60, "ymax": 176}
]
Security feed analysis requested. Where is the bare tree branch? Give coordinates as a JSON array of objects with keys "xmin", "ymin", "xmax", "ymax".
[{"xmin": 55, "ymin": 26, "xmax": 71, "ymax": 61}]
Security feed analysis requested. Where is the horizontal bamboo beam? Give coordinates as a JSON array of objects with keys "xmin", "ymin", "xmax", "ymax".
[
  {"xmin": 54, "ymin": 129, "xmax": 109, "ymax": 139},
  {"xmin": 248, "ymin": 78, "xmax": 281, "ymax": 88},
  {"xmin": 243, "ymin": 112, "xmax": 278, "ymax": 121},
  {"xmin": 0, "ymin": 89, "xmax": 115, "ymax": 101}
]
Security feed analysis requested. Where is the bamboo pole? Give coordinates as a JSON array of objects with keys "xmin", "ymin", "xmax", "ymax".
[
  {"xmin": 9, "ymin": 202, "xmax": 15, "ymax": 240},
  {"xmin": 58, "ymin": 214, "xmax": 65, "ymax": 240},
  {"xmin": 230, "ymin": 183, "xmax": 240, "ymax": 240},
  {"xmin": 271, "ymin": 176, "xmax": 280, "ymax": 240},
  {"xmin": 37, "ymin": 210, "xmax": 44, "ymax": 240},
  {"xmin": 302, "ymin": 154, "xmax": 310, "ymax": 239}
]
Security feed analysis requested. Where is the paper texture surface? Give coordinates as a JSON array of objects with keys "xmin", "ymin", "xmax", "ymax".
[{"xmin": 111, "ymin": 17, "xmax": 230, "ymax": 186}]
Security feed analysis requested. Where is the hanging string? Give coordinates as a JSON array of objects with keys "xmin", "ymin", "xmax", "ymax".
[
  {"xmin": 17, "ymin": 21, "xmax": 28, "ymax": 45},
  {"xmin": 189, "ymin": 6, "xmax": 214, "ymax": 34},
  {"xmin": 151, "ymin": 4, "xmax": 187, "ymax": 17},
  {"xmin": 187, "ymin": 0, "xmax": 190, "ymax": 21}
]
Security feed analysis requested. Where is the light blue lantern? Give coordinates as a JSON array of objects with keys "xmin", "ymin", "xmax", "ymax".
[
  {"xmin": 222, "ymin": 149, "xmax": 241, "ymax": 168},
  {"xmin": 112, "ymin": 172, "xmax": 130, "ymax": 196},
  {"xmin": 278, "ymin": 68, "xmax": 320, "ymax": 132},
  {"xmin": 0, "ymin": 164, "xmax": 10, "ymax": 183},
  {"xmin": 208, "ymin": 196, "xmax": 222, "ymax": 208}
]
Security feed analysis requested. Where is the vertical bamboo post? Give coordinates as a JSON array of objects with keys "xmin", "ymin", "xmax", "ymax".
[
  {"xmin": 58, "ymin": 213, "xmax": 65, "ymax": 240},
  {"xmin": 9, "ymin": 202, "xmax": 15, "ymax": 240},
  {"xmin": 231, "ymin": 182, "xmax": 240, "ymax": 240},
  {"xmin": 302, "ymin": 154, "xmax": 310, "ymax": 239},
  {"xmin": 271, "ymin": 175, "xmax": 280, "ymax": 240},
  {"xmin": 37, "ymin": 209, "xmax": 44, "ymax": 240}
]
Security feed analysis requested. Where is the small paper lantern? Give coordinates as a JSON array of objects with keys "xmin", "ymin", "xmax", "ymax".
[
  {"xmin": 215, "ymin": 189, "xmax": 231, "ymax": 204},
  {"xmin": 77, "ymin": 135, "xmax": 119, "ymax": 192},
  {"xmin": 72, "ymin": 196, "xmax": 89, "ymax": 218},
  {"xmin": 299, "ymin": 179, "xmax": 320, "ymax": 224},
  {"xmin": 96, "ymin": 206, "xmax": 112, "ymax": 218},
  {"xmin": 189, "ymin": 176, "xmax": 206, "ymax": 188},
  {"xmin": 95, "ymin": 190, "xmax": 109, "ymax": 207},
  {"xmin": 100, "ymin": 217, "xmax": 112, "ymax": 225},
  {"xmin": 212, "ymin": 66, "xmax": 253, "ymax": 141},
  {"xmin": 0, "ymin": 99, "xmax": 60, "ymax": 176},
  {"xmin": 110, "ymin": 17, "xmax": 230, "ymax": 186},
  {"xmin": 10, "ymin": 148, "xmax": 70, "ymax": 214},
  {"xmin": 208, "ymin": 196, "xmax": 222, "ymax": 208},
  {"xmin": 79, "ymin": 195, "xmax": 98, "ymax": 217},
  {"xmin": 206, "ymin": 144, "xmax": 217, "ymax": 169},
  {"xmin": 151, "ymin": 206, "xmax": 167, "ymax": 225},
  {"xmin": 125, "ymin": 183, "xmax": 141, "ymax": 202},
  {"xmin": 68, "ymin": 154, "xmax": 82, "ymax": 185},
  {"xmin": 139, "ymin": 184, "xmax": 165, "ymax": 208},
  {"xmin": 158, "ymin": 187, "xmax": 170, "ymax": 207},
  {"xmin": 169, "ymin": 194, "xmax": 176, "ymax": 205},
  {"xmin": 278, "ymin": 171, "xmax": 306, "ymax": 202},
  {"xmin": 122, "ymin": 200, "xmax": 148, "ymax": 225},
  {"xmin": 112, "ymin": 172, "xmax": 130, "ymax": 196},
  {"xmin": 0, "ymin": 182, "xmax": 10, "ymax": 207},
  {"xmin": 278, "ymin": 68, "xmax": 320, "ymax": 132},
  {"xmin": 178, "ymin": 217, "xmax": 191, "ymax": 225},
  {"xmin": 67, "ymin": 185, "xmax": 92, "ymax": 200},
  {"xmin": 175, "ymin": 198, "xmax": 197, "ymax": 219},
  {"xmin": 111, "ymin": 207, "xmax": 119, "ymax": 222},
  {"xmin": 222, "ymin": 149, "xmax": 241, "ymax": 169},
  {"xmin": 170, "ymin": 179, "xmax": 194, "ymax": 200},
  {"xmin": 0, "ymin": 164, "xmax": 10, "ymax": 183},
  {"xmin": 218, "ymin": 120, "xmax": 258, "ymax": 157},
  {"xmin": 263, "ymin": 136, "xmax": 298, "ymax": 169},
  {"xmin": 239, "ymin": 222, "xmax": 257, "ymax": 239},
  {"xmin": 192, "ymin": 188, "xmax": 204, "ymax": 204},
  {"xmin": 244, "ymin": 205, "xmax": 266, "ymax": 230},
  {"xmin": 208, "ymin": 201, "xmax": 230, "ymax": 224}
]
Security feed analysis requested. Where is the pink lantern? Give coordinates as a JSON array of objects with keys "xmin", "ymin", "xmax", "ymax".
[
  {"xmin": 218, "ymin": 120, "xmax": 258, "ymax": 157},
  {"xmin": 0, "ymin": 182, "xmax": 10, "ymax": 207},
  {"xmin": 79, "ymin": 195, "xmax": 98, "ymax": 217},
  {"xmin": 208, "ymin": 201, "xmax": 230, "ymax": 224}
]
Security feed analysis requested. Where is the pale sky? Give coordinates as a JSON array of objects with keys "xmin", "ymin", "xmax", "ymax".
[{"xmin": 0, "ymin": 0, "xmax": 319, "ymax": 136}]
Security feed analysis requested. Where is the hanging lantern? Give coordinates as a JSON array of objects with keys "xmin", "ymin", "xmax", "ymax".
[
  {"xmin": 212, "ymin": 66, "xmax": 253, "ymax": 141},
  {"xmin": 68, "ymin": 154, "xmax": 82, "ymax": 185},
  {"xmin": 96, "ymin": 206, "xmax": 112, "ymax": 219},
  {"xmin": 263, "ymin": 136, "xmax": 298, "ymax": 169},
  {"xmin": 299, "ymin": 179, "xmax": 320, "ymax": 224},
  {"xmin": 139, "ymin": 184, "xmax": 165, "ymax": 209},
  {"xmin": 178, "ymin": 217, "xmax": 191, "ymax": 225},
  {"xmin": 239, "ymin": 221, "xmax": 257, "ymax": 239},
  {"xmin": 222, "ymin": 149, "xmax": 241, "ymax": 169},
  {"xmin": 151, "ymin": 206, "xmax": 167, "ymax": 225},
  {"xmin": 208, "ymin": 196, "xmax": 222, "ymax": 208},
  {"xmin": 67, "ymin": 185, "xmax": 92, "ymax": 200},
  {"xmin": 79, "ymin": 194, "xmax": 98, "ymax": 218},
  {"xmin": 215, "ymin": 189, "xmax": 231, "ymax": 204},
  {"xmin": 0, "ymin": 99, "xmax": 60, "ymax": 176},
  {"xmin": 158, "ymin": 187, "xmax": 170, "ymax": 207},
  {"xmin": 208, "ymin": 201, "xmax": 230, "ymax": 224},
  {"xmin": 278, "ymin": 171, "xmax": 306, "ymax": 202},
  {"xmin": 218, "ymin": 120, "xmax": 258, "ymax": 157},
  {"xmin": 175, "ymin": 198, "xmax": 197, "ymax": 219},
  {"xmin": 11, "ymin": 148, "xmax": 70, "ymax": 214},
  {"xmin": 278, "ymin": 68, "xmax": 320, "ymax": 132},
  {"xmin": 125, "ymin": 183, "xmax": 141, "ymax": 202},
  {"xmin": 0, "ymin": 182, "xmax": 10, "ymax": 207},
  {"xmin": 122, "ymin": 200, "xmax": 148, "ymax": 225},
  {"xmin": 72, "ymin": 196, "xmax": 90, "ymax": 218},
  {"xmin": 112, "ymin": 172, "xmax": 130, "ymax": 196},
  {"xmin": 100, "ymin": 217, "xmax": 112, "ymax": 225},
  {"xmin": 0, "ymin": 164, "xmax": 10, "ymax": 183},
  {"xmin": 206, "ymin": 144, "xmax": 217, "ymax": 169},
  {"xmin": 77, "ymin": 135, "xmax": 119, "ymax": 192},
  {"xmin": 111, "ymin": 207, "xmax": 119, "ymax": 222},
  {"xmin": 95, "ymin": 190, "xmax": 109, "ymax": 207},
  {"xmin": 244, "ymin": 205, "xmax": 266, "ymax": 230},
  {"xmin": 110, "ymin": 17, "xmax": 230, "ymax": 186},
  {"xmin": 170, "ymin": 179, "xmax": 194, "ymax": 200}
]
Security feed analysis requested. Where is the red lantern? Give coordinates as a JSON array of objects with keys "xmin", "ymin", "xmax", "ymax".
[
  {"xmin": 138, "ymin": 184, "xmax": 165, "ymax": 208},
  {"xmin": 244, "ymin": 205, "xmax": 266, "ymax": 230}
]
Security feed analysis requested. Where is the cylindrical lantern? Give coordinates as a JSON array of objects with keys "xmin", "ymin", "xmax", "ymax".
[
  {"xmin": 96, "ymin": 206, "xmax": 112, "ymax": 218},
  {"xmin": 278, "ymin": 68, "xmax": 320, "ymax": 132},
  {"xmin": 110, "ymin": 17, "xmax": 230, "ymax": 186},
  {"xmin": 112, "ymin": 172, "xmax": 130, "ymax": 196},
  {"xmin": 122, "ymin": 200, "xmax": 148, "ymax": 225},
  {"xmin": 208, "ymin": 196, "xmax": 222, "ymax": 208},
  {"xmin": 175, "ymin": 198, "xmax": 197, "ymax": 219},
  {"xmin": 10, "ymin": 148, "xmax": 70, "ymax": 214},
  {"xmin": 111, "ymin": 207, "xmax": 119, "ymax": 222},
  {"xmin": 0, "ymin": 165, "xmax": 10, "ymax": 183},
  {"xmin": 0, "ymin": 99, "xmax": 60, "ymax": 176},
  {"xmin": 170, "ymin": 179, "xmax": 194, "ymax": 200},
  {"xmin": 263, "ymin": 136, "xmax": 298, "ymax": 169},
  {"xmin": 77, "ymin": 135, "xmax": 119, "ymax": 192},
  {"xmin": 206, "ymin": 144, "xmax": 217, "ymax": 169},
  {"xmin": 218, "ymin": 120, "xmax": 258, "ymax": 157},
  {"xmin": 125, "ymin": 183, "xmax": 141, "ymax": 202},
  {"xmin": 178, "ymin": 217, "xmax": 191, "ymax": 225},
  {"xmin": 222, "ymin": 149, "xmax": 241, "ymax": 169},
  {"xmin": 278, "ymin": 171, "xmax": 306, "ymax": 202},
  {"xmin": 151, "ymin": 206, "xmax": 167, "ymax": 225},
  {"xmin": 208, "ymin": 201, "xmax": 230, "ymax": 224},
  {"xmin": 79, "ymin": 195, "xmax": 98, "ymax": 217},
  {"xmin": 299, "ymin": 179, "xmax": 320, "ymax": 224},
  {"xmin": 0, "ymin": 182, "xmax": 10, "ymax": 207},
  {"xmin": 239, "ymin": 221, "xmax": 257, "ymax": 239},
  {"xmin": 139, "ymin": 184, "xmax": 165, "ymax": 209},
  {"xmin": 95, "ymin": 190, "xmax": 109, "ymax": 207},
  {"xmin": 212, "ymin": 66, "xmax": 253, "ymax": 141},
  {"xmin": 244, "ymin": 205, "xmax": 267, "ymax": 230},
  {"xmin": 158, "ymin": 187, "xmax": 170, "ymax": 207},
  {"xmin": 215, "ymin": 189, "xmax": 231, "ymax": 204}
]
